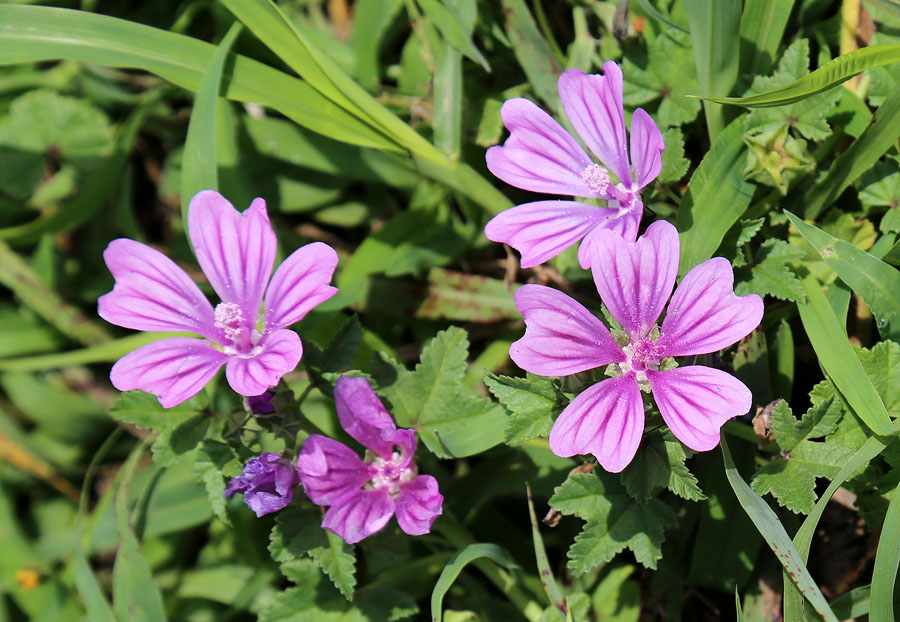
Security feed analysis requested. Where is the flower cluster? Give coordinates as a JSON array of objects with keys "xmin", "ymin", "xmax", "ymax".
[{"xmin": 486, "ymin": 63, "xmax": 763, "ymax": 471}]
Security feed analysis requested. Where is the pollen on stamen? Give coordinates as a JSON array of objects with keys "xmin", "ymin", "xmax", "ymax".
[
  {"xmin": 582, "ymin": 164, "xmax": 610, "ymax": 194},
  {"xmin": 214, "ymin": 302, "xmax": 244, "ymax": 341}
]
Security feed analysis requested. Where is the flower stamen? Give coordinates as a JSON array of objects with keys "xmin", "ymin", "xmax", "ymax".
[{"xmin": 582, "ymin": 164, "xmax": 610, "ymax": 194}]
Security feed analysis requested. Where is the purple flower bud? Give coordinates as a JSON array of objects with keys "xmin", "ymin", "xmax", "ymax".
[
  {"xmin": 225, "ymin": 452, "xmax": 298, "ymax": 517},
  {"xmin": 246, "ymin": 390, "xmax": 276, "ymax": 414}
]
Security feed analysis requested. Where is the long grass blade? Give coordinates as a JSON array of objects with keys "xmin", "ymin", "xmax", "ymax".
[{"xmin": 871, "ymin": 483, "xmax": 900, "ymax": 621}]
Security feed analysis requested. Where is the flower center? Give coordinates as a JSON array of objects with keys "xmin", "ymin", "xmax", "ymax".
[
  {"xmin": 214, "ymin": 302, "xmax": 258, "ymax": 354},
  {"xmin": 369, "ymin": 451, "xmax": 416, "ymax": 497},
  {"xmin": 582, "ymin": 164, "xmax": 610, "ymax": 194},
  {"xmin": 618, "ymin": 338, "xmax": 661, "ymax": 383}
]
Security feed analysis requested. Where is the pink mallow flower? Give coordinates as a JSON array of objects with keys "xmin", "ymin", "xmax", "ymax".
[
  {"xmin": 485, "ymin": 62, "xmax": 665, "ymax": 269},
  {"xmin": 510, "ymin": 220, "xmax": 764, "ymax": 472},
  {"xmin": 296, "ymin": 376, "xmax": 443, "ymax": 544},
  {"xmin": 98, "ymin": 190, "xmax": 338, "ymax": 408}
]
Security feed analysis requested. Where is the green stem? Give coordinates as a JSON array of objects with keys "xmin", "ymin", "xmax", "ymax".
[{"xmin": 435, "ymin": 512, "xmax": 544, "ymax": 622}]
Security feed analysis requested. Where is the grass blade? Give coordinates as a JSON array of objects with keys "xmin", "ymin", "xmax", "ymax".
[
  {"xmin": 739, "ymin": 0, "xmax": 794, "ymax": 77},
  {"xmin": 871, "ymin": 482, "xmax": 900, "ymax": 622},
  {"xmin": 797, "ymin": 275, "xmax": 895, "ymax": 436},
  {"xmin": 684, "ymin": 0, "xmax": 741, "ymax": 141},
  {"xmin": 501, "ymin": 0, "xmax": 563, "ymax": 113},
  {"xmin": 720, "ymin": 438, "xmax": 838, "ymax": 622},
  {"xmin": 701, "ymin": 44, "xmax": 900, "ymax": 107},
  {"xmin": 786, "ymin": 212, "xmax": 900, "ymax": 343},
  {"xmin": 526, "ymin": 483, "xmax": 565, "ymax": 616},
  {"xmin": 181, "ymin": 22, "xmax": 242, "ymax": 230},
  {"xmin": 675, "ymin": 115, "xmax": 754, "ymax": 276},
  {"xmin": 417, "ymin": 0, "xmax": 490, "ymax": 72}
]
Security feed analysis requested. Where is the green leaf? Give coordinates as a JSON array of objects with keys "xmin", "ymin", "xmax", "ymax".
[
  {"xmin": 500, "ymin": 0, "xmax": 562, "ymax": 113},
  {"xmin": 675, "ymin": 115, "xmax": 755, "ymax": 276},
  {"xmin": 741, "ymin": 124, "xmax": 814, "ymax": 194},
  {"xmin": 857, "ymin": 341, "xmax": 900, "ymax": 418},
  {"xmin": 431, "ymin": 543, "xmax": 522, "ymax": 622},
  {"xmin": 720, "ymin": 438, "xmax": 839, "ymax": 622},
  {"xmin": 378, "ymin": 327, "xmax": 507, "ymax": 458},
  {"xmin": 622, "ymin": 30, "xmax": 702, "ymax": 129},
  {"xmin": 787, "ymin": 212, "xmax": 900, "ymax": 343},
  {"xmin": 702, "ymin": 44, "xmax": 900, "ymax": 107},
  {"xmin": 192, "ymin": 440, "xmax": 239, "ymax": 525},
  {"xmin": 735, "ymin": 238, "xmax": 805, "ymax": 301},
  {"xmin": 797, "ymin": 274, "xmax": 895, "ymax": 436},
  {"xmin": 110, "ymin": 391, "xmax": 209, "ymax": 466},
  {"xmin": 526, "ymin": 483, "xmax": 565, "ymax": 616},
  {"xmin": 769, "ymin": 387, "xmax": 842, "ymax": 453},
  {"xmin": 549, "ymin": 472, "xmax": 676, "ymax": 572},
  {"xmin": 484, "ymin": 374, "xmax": 564, "ymax": 444},
  {"xmin": 309, "ymin": 530, "xmax": 357, "ymax": 601},
  {"xmin": 871, "ymin": 481, "xmax": 900, "ymax": 622},
  {"xmin": 739, "ymin": 0, "xmax": 794, "ymax": 77},
  {"xmin": 658, "ymin": 127, "xmax": 690, "ymax": 184},
  {"xmin": 180, "ymin": 22, "xmax": 242, "ymax": 230},
  {"xmin": 620, "ymin": 430, "xmax": 705, "ymax": 503},
  {"xmin": 416, "ymin": 0, "xmax": 489, "ymax": 72}
]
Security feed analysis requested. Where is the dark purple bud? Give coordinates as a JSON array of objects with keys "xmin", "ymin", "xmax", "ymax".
[
  {"xmin": 246, "ymin": 390, "xmax": 276, "ymax": 415},
  {"xmin": 225, "ymin": 452, "xmax": 298, "ymax": 517}
]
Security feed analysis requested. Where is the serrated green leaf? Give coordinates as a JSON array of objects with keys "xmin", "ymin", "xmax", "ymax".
[
  {"xmin": 719, "ymin": 217, "xmax": 765, "ymax": 267},
  {"xmin": 484, "ymin": 373, "xmax": 564, "ymax": 444},
  {"xmin": 549, "ymin": 472, "xmax": 676, "ymax": 572},
  {"xmin": 620, "ymin": 430, "xmax": 705, "ymax": 502},
  {"xmin": 309, "ymin": 529, "xmax": 357, "ymax": 601},
  {"xmin": 769, "ymin": 387, "xmax": 842, "ymax": 453},
  {"xmin": 735, "ymin": 238, "xmax": 805, "ymax": 301},
  {"xmin": 658, "ymin": 127, "xmax": 689, "ymax": 184},
  {"xmin": 193, "ymin": 439, "xmax": 240, "ymax": 525},
  {"xmin": 378, "ymin": 327, "xmax": 506, "ymax": 458},
  {"xmin": 856, "ymin": 341, "xmax": 900, "ymax": 418},
  {"xmin": 110, "ymin": 391, "xmax": 209, "ymax": 466}
]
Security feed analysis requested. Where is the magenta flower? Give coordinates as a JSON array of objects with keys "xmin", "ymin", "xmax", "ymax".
[
  {"xmin": 485, "ymin": 63, "xmax": 665, "ymax": 269},
  {"xmin": 98, "ymin": 190, "xmax": 338, "ymax": 408},
  {"xmin": 225, "ymin": 452, "xmax": 299, "ymax": 517},
  {"xmin": 296, "ymin": 376, "xmax": 443, "ymax": 544},
  {"xmin": 510, "ymin": 220, "xmax": 764, "ymax": 472}
]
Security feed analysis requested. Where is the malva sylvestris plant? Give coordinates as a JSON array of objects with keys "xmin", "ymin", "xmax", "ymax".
[
  {"xmin": 98, "ymin": 190, "xmax": 338, "ymax": 408},
  {"xmin": 509, "ymin": 220, "xmax": 764, "ymax": 472},
  {"xmin": 297, "ymin": 376, "xmax": 444, "ymax": 544},
  {"xmin": 485, "ymin": 62, "xmax": 665, "ymax": 269}
]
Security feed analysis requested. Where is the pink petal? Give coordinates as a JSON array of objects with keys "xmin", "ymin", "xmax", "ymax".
[
  {"xmin": 296, "ymin": 434, "xmax": 371, "ymax": 506},
  {"xmin": 484, "ymin": 200, "xmax": 614, "ymax": 268},
  {"xmin": 589, "ymin": 220, "xmax": 679, "ymax": 340},
  {"xmin": 486, "ymin": 98, "xmax": 604, "ymax": 198},
  {"xmin": 264, "ymin": 242, "xmax": 338, "ymax": 330},
  {"xmin": 334, "ymin": 376, "xmax": 397, "ymax": 458},
  {"xmin": 548, "ymin": 374, "xmax": 644, "ymax": 472},
  {"xmin": 575, "ymin": 204, "xmax": 642, "ymax": 269},
  {"xmin": 657, "ymin": 258, "xmax": 764, "ymax": 357},
  {"xmin": 630, "ymin": 108, "xmax": 664, "ymax": 189},
  {"xmin": 395, "ymin": 475, "xmax": 443, "ymax": 536},
  {"xmin": 510, "ymin": 285, "xmax": 625, "ymax": 376},
  {"xmin": 98, "ymin": 239, "xmax": 217, "ymax": 340},
  {"xmin": 322, "ymin": 487, "xmax": 395, "ymax": 544},
  {"xmin": 109, "ymin": 337, "xmax": 227, "ymax": 408},
  {"xmin": 187, "ymin": 190, "xmax": 276, "ymax": 323},
  {"xmin": 224, "ymin": 329, "xmax": 302, "ymax": 397},
  {"xmin": 647, "ymin": 366, "xmax": 752, "ymax": 451},
  {"xmin": 558, "ymin": 65, "xmax": 632, "ymax": 187}
]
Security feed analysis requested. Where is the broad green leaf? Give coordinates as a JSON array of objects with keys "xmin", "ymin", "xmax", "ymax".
[
  {"xmin": 192, "ymin": 440, "xmax": 240, "ymax": 525},
  {"xmin": 804, "ymin": 80, "xmax": 900, "ymax": 219},
  {"xmin": 484, "ymin": 373, "xmax": 564, "ymax": 444},
  {"xmin": 620, "ymin": 430, "xmax": 705, "ymax": 503},
  {"xmin": 734, "ymin": 238, "xmax": 805, "ymax": 301},
  {"xmin": 309, "ymin": 530, "xmax": 357, "ymax": 601},
  {"xmin": 770, "ymin": 387, "xmax": 842, "ymax": 453},
  {"xmin": 378, "ymin": 327, "xmax": 507, "ymax": 458},
  {"xmin": 787, "ymin": 211, "xmax": 900, "ymax": 343},
  {"xmin": 431, "ymin": 543, "xmax": 521, "ymax": 622},
  {"xmin": 676, "ymin": 115, "xmax": 754, "ymax": 275},
  {"xmin": 703, "ymin": 44, "xmax": 900, "ymax": 107},
  {"xmin": 180, "ymin": 22, "xmax": 242, "ymax": 229},
  {"xmin": 797, "ymin": 275, "xmax": 894, "ymax": 436},
  {"xmin": 110, "ymin": 391, "xmax": 209, "ymax": 466},
  {"xmin": 684, "ymin": 0, "xmax": 741, "ymax": 140},
  {"xmin": 857, "ymin": 341, "xmax": 900, "ymax": 417},
  {"xmin": 549, "ymin": 472, "xmax": 676, "ymax": 572},
  {"xmin": 720, "ymin": 438, "xmax": 838, "ymax": 622},
  {"xmin": 739, "ymin": 0, "xmax": 794, "ymax": 77}
]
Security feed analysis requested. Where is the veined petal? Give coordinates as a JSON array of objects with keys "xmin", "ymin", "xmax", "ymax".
[
  {"xmin": 558, "ymin": 64, "xmax": 632, "ymax": 187},
  {"xmin": 486, "ymin": 98, "xmax": 602, "ymax": 198},
  {"xmin": 589, "ymin": 220, "xmax": 679, "ymax": 340},
  {"xmin": 188, "ymin": 190, "xmax": 276, "ymax": 323},
  {"xmin": 548, "ymin": 374, "xmax": 644, "ymax": 473},
  {"xmin": 510, "ymin": 284, "xmax": 624, "ymax": 377},
  {"xmin": 647, "ymin": 366, "xmax": 752, "ymax": 452},
  {"xmin": 224, "ymin": 329, "xmax": 302, "ymax": 397},
  {"xmin": 576, "ymin": 202, "xmax": 642, "ymax": 269},
  {"xmin": 395, "ymin": 475, "xmax": 443, "ymax": 536},
  {"xmin": 630, "ymin": 108, "xmax": 665, "ymax": 189},
  {"xmin": 98, "ymin": 239, "xmax": 217, "ymax": 340},
  {"xmin": 296, "ymin": 434, "xmax": 371, "ymax": 506},
  {"xmin": 322, "ymin": 487, "xmax": 395, "ymax": 544},
  {"xmin": 109, "ymin": 337, "xmax": 227, "ymax": 408},
  {"xmin": 484, "ymin": 200, "xmax": 613, "ymax": 268},
  {"xmin": 334, "ymin": 376, "xmax": 397, "ymax": 459},
  {"xmin": 264, "ymin": 242, "xmax": 338, "ymax": 330},
  {"xmin": 657, "ymin": 257, "xmax": 764, "ymax": 357}
]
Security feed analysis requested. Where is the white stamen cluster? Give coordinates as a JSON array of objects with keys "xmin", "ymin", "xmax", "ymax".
[
  {"xmin": 582, "ymin": 164, "xmax": 610, "ymax": 194},
  {"xmin": 214, "ymin": 302, "xmax": 245, "ymax": 342}
]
